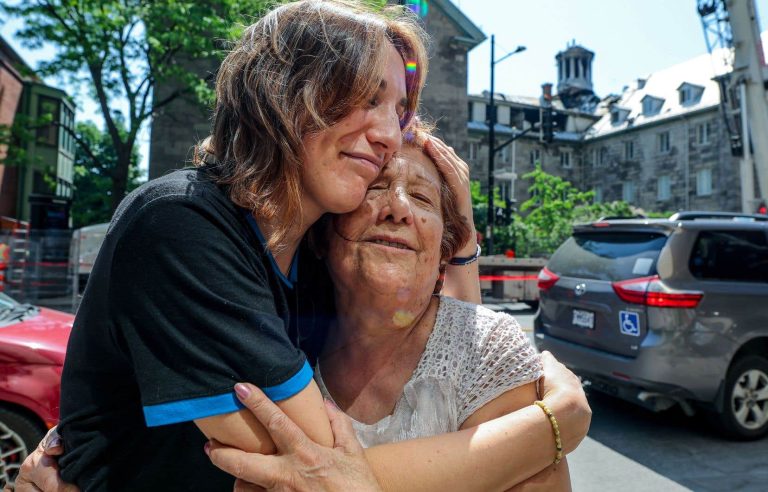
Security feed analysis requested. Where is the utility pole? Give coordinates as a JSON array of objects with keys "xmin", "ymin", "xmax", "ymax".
[
  {"xmin": 486, "ymin": 35, "xmax": 496, "ymax": 256},
  {"xmin": 486, "ymin": 36, "xmax": 526, "ymax": 255}
]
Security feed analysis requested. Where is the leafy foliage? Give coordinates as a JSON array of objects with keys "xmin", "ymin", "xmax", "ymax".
[
  {"xmin": 471, "ymin": 165, "xmax": 634, "ymax": 257},
  {"xmin": 71, "ymin": 121, "xmax": 143, "ymax": 228},
  {"xmin": 0, "ymin": 0, "xmax": 270, "ymax": 211}
]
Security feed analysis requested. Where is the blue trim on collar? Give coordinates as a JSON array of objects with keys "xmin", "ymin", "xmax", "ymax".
[
  {"xmin": 243, "ymin": 212, "xmax": 299, "ymax": 288},
  {"xmin": 142, "ymin": 361, "xmax": 313, "ymax": 427}
]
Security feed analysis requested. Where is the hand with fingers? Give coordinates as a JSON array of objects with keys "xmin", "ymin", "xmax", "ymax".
[
  {"xmin": 423, "ymin": 136, "xmax": 476, "ymax": 253},
  {"xmin": 7, "ymin": 427, "xmax": 79, "ymax": 492},
  {"xmin": 206, "ymin": 383, "xmax": 381, "ymax": 492}
]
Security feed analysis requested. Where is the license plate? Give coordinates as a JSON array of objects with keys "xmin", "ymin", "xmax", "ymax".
[{"xmin": 572, "ymin": 309, "xmax": 595, "ymax": 329}]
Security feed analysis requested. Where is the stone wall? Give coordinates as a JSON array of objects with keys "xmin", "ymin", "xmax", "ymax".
[{"xmin": 418, "ymin": 8, "xmax": 471, "ymax": 158}]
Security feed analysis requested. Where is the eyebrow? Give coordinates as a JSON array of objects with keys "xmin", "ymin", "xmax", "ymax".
[
  {"xmin": 378, "ymin": 80, "xmax": 408, "ymax": 111},
  {"xmin": 412, "ymin": 173, "xmax": 440, "ymax": 190}
]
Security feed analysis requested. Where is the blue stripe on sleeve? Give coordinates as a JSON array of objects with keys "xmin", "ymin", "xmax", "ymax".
[{"xmin": 143, "ymin": 360, "xmax": 314, "ymax": 427}]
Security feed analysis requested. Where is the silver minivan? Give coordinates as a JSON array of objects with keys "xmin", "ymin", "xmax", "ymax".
[{"xmin": 534, "ymin": 212, "xmax": 768, "ymax": 439}]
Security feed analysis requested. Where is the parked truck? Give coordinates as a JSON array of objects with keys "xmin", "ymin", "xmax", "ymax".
[{"xmin": 478, "ymin": 255, "xmax": 547, "ymax": 308}]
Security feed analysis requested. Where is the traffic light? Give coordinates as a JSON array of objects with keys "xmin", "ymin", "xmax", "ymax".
[{"xmin": 540, "ymin": 83, "xmax": 554, "ymax": 144}]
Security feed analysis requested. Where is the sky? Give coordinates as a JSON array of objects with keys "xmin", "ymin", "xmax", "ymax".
[
  {"xmin": 2, "ymin": 0, "xmax": 768, "ymax": 173},
  {"xmin": 452, "ymin": 0, "xmax": 768, "ymax": 98}
]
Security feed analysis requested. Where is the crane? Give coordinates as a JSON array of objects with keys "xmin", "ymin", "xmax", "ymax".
[{"xmin": 698, "ymin": 0, "xmax": 768, "ymax": 212}]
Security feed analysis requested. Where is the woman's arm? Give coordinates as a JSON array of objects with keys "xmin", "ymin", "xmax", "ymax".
[
  {"xmin": 195, "ymin": 380, "xmax": 333, "ymax": 454},
  {"xmin": 19, "ymin": 354, "xmax": 587, "ymax": 492},
  {"xmin": 458, "ymin": 382, "xmax": 570, "ymax": 492},
  {"xmin": 209, "ymin": 351, "xmax": 589, "ymax": 492},
  {"xmin": 425, "ymin": 137, "xmax": 481, "ymax": 304}
]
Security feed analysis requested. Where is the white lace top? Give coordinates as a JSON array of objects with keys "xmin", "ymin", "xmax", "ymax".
[{"xmin": 314, "ymin": 296, "xmax": 542, "ymax": 448}]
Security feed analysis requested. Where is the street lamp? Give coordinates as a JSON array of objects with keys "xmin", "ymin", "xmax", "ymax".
[{"xmin": 487, "ymin": 36, "xmax": 526, "ymax": 256}]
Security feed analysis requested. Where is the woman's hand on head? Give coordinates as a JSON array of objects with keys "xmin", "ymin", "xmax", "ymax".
[
  {"xmin": 538, "ymin": 351, "xmax": 592, "ymax": 454},
  {"xmin": 207, "ymin": 383, "xmax": 381, "ymax": 492},
  {"xmin": 9, "ymin": 426, "xmax": 80, "ymax": 492},
  {"xmin": 423, "ymin": 137, "xmax": 476, "ymax": 254}
]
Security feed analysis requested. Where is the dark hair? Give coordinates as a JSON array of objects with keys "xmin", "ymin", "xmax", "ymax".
[{"xmin": 201, "ymin": 0, "xmax": 428, "ymax": 251}]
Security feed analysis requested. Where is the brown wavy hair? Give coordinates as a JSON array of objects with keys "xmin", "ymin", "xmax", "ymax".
[{"xmin": 201, "ymin": 0, "xmax": 428, "ymax": 251}]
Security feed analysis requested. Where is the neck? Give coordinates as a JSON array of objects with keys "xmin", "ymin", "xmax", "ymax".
[
  {"xmin": 254, "ymin": 205, "xmax": 323, "ymax": 276},
  {"xmin": 323, "ymin": 287, "xmax": 437, "ymax": 366}
]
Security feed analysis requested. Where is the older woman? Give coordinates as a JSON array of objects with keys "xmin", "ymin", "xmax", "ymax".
[{"xmin": 204, "ymin": 131, "xmax": 576, "ymax": 491}]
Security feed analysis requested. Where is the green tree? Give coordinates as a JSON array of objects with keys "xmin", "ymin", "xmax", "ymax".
[
  {"xmin": 0, "ymin": 0, "xmax": 270, "ymax": 212},
  {"xmin": 71, "ymin": 120, "xmax": 142, "ymax": 228},
  {"xmin": 515, "ymin": 164, "xmax": 633, "ymax": 256},
  {"xmin": 469, "ymin": 166, "xmax": 635, "ymax": 257}
]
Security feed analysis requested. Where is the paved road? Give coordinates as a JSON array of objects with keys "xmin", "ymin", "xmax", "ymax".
[{"xmin": 483, "ymin": 301, "xmax": 768, "ymax": 491}]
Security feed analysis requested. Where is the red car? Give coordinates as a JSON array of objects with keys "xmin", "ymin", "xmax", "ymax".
[{"xmin": 0, "ymin": 292, "xmax": 73, "ymax": 485}]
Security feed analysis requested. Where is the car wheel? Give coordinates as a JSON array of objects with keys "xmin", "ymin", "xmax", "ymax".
[
  {"xmin": 715, "ymin": 355, "xmax": 768, "ymax": 440},
  {"xmin": 0, "ymin": 407, "xmax": 46, "ymax": 487}
]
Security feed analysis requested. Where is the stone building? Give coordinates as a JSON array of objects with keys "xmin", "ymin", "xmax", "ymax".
[
  {"xmin": 582, "ymin": 52, "xmax": 738, "ymax": 213},
  {"xmin": 468, "ymin": 42, "xmax": 744, "ymax": 214},
  {"xmin": 148, "ymin": 0, "xmax": 485, "ymax": 179}
]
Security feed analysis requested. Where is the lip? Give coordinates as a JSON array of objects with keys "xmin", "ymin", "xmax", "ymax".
[
  {"xmin": 342, "ymin": 152, "xmax": 384, "ymax": 172},
  {"xmin": 363, "ymin": 234, "xmax": 415, "ymax": 252}
]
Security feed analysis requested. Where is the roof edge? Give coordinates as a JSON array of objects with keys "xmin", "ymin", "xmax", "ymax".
[{"xmin": 430, "ymin": 0, "xmax": 486, "ymax": 49}]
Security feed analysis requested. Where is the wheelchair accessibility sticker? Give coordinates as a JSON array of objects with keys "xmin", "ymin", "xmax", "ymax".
[{"xmin": 619, "ymin": 311, "xmax": 640, "ymax": 336}]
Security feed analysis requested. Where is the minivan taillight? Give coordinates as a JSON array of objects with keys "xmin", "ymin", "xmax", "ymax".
[
  {"xmin": 612, "ymin": 275, "xmax": 703, "ymax": 308},
  {"xmin": 538, "ymin": 267, "xmax": 560, "ymax": 291}
]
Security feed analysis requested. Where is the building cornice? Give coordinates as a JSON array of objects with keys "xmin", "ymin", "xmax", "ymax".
[{"xmin": 431, "ymin": 0, "xmax": 486, "ymax": 50}]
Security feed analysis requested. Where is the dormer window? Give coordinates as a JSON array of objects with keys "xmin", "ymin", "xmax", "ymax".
[
  {"xmin": 641, "ymin": 95, "xmax": 664, "ymax": 116},
  {"xmin": 678, "ymin": 83, "xmax": 704, "ymax": 106},
  {"xmin": 610, "ymin": 106, "xmax": 630, "ymax": 125}
]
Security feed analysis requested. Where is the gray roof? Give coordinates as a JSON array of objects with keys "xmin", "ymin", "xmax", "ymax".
[{"xmin": 586, "ymin": 49, "xmax": 730, "ymax": 139}]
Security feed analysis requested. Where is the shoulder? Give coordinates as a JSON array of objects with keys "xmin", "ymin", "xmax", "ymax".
[
  {"xmin": 435, "ymin": 296, "xmax": 525, "ymax": 346},
  {"xmin": 110, "ymin": 168, "xmax": 242, "ymax": 241}
]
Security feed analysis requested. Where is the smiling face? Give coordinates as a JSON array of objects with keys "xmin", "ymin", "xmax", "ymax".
[
  {"xmin": 300, "ymin": 43, "xmax": 408, "ymax": 220},
  {"xmin": 326, "ymin": 146, "xmax": 445, "ymax": 304}
]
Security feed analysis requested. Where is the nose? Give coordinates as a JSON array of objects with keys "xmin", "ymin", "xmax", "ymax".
[
  {"xmin": 377, "ymin": 188, "xmax": 414, "ymax": 225},
  {"xmin": 367, "ymin": 105, "xmax": 402, "ymax": 157}
]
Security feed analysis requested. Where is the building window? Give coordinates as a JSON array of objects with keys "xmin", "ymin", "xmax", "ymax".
[
  {"xmin": 610, "ymin": 107, "xmax": 629, "ymax": 126},
  {"xmin": 697, "ymin": 169, "xmax": 713, "ymax": 196},
  {"xmin": 530, "ymin": 148, "xmax": 541, "ymax": 166},
  {"xmin": 594, "ymin": 186, "xmax": 603, "ymax": 203},
  {"xmin": 697, "ymin": 122, "xmax": 711, "ymax": 145},
  {"xmin": 679, "ymin": 83, "xmax": 704, "ymax": 106},
  {"xmin": 560, "ymin": 150, "xmax": 572, "ymax": 168},
  {"xmin": 624, "ymin": 141, "xmax": 634, "ymax": 160},
  {"xmin": 622, "ymin": 181, "xmax": 635, "ymax": 203},
  {"xmin": 497, "ymin": 106, "xmax": 511, "ymax": 126},
  {"xmin": 471, "ymin": 102, "xmax": 485, "ymax": 123},
  {"xmin": 598, "ymin": 147, "xmax": 607, "ymax": 167},
  {"xmin": 499, "ymin": 144, "xmax": 509, "ymax": 163},
  {"xmin": 658, "ymin": 131, "xmax": 670, "ymax": 153},
  {"xmin": 468, "ymin": 142, "xmax": 478, "ymax": 161},
  {"xmin": 657, "ymin": 175, "xmax": 671, "ymax": 201},
  {"xmin": 36, "ymin": 96, "xmax": 61, "ymax": 146},
  {"xmin": 641, "ymin": 96, "xmax": 664, "ymax": 116}
]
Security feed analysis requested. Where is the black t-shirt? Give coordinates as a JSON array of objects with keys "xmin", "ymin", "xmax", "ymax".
[{"xmin": 58, "ymin": 167, "xmax": 333, "ymax": 491}]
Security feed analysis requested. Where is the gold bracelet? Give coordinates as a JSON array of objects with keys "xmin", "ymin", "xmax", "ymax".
[{"xmin": 534, "ymin": 400, "xmax": 563, "ymax": 465}]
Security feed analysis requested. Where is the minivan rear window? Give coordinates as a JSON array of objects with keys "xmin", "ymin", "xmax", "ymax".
[{"xmin": 548, "ymin": 231, "xmax": 668, "ymax": 281}]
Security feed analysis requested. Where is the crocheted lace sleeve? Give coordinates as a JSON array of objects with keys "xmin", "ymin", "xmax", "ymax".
[{"xmin": 425, "ymin": 297, "xmax": 543, "ymax": 426}]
